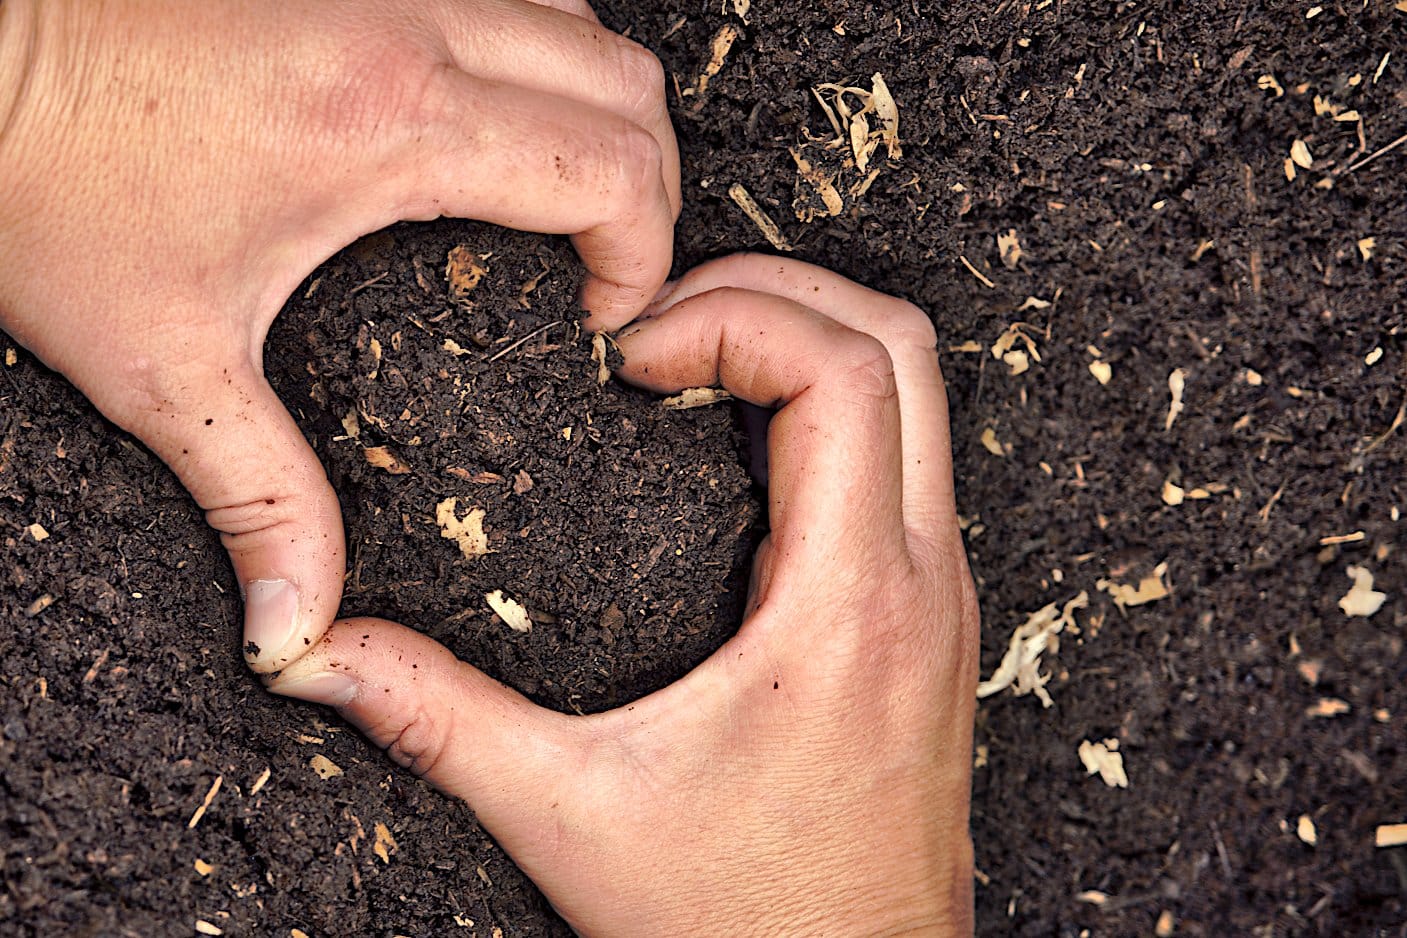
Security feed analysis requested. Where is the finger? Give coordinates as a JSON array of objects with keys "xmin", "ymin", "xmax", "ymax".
[
  {"xmin": 647, "ymin": 254, "xmax": 956, "ymax": 543},
  {"xmin": 615, "ymin": 287, "xmax": 908, "ymax": 572},
  {"xmin": 427, "ymin": 0, "xmax": 679, "ymax": 216},
  {"xmin": 264, "ymin": 617, "xmax": 579, "ymax": 869},
  {"xmin": 95, "ymin": 357, "xmax": 345, "ymax": 673},
  {"xmin": 519, "ymin": 0, "xmax": 601, "ymax": 22},
  {"xmin": 392, "ymin": 70, "xmax": 673, "ymax": 329}
]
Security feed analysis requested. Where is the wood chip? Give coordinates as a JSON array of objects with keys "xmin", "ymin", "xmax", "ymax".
[
  {"xmin": 1076, "ymin": 890, "xmax": 1110, "ymax": 906},
  {"xmin": 309, "ymin": 754, "xmax": 343, "ymax": 779},
  {"xmin": 997, "ymin": 229, "xmax": 1023, "ymax": 269},
  {"xmin": 373, "ymin": 822, "xmax": 399, "ymax": 864},
  {"xmin": 662, "ymin": 387, "xmax": 733, "ymax": 409},
  {"xmin": 187, "ymin": 775, "xmax": 224, "ymax": 829},
  {"xmin": 1165, "ymin": 368, "xmax": 1187, "ymax": 430},
  {"xmin": 3, "ymin": 348, "xmax": 15, "ymax": 367},
  {"xmin": 195, "ymin": 922, "xmax": 223, "ymax": 936},
  {"xmin": 728, "ymin": 183, "xmax": 793, "ymax": 251},
  {"xmin": 362, "ymin": 446, "xmax": 410, "ymax": 475},
  {"xmin": 445, "ymin": 246, "xmax": 487, "ymax": 302},
  {"xmin": 979, "ymin": 427, "xmax": 1006, "ymax": 457},
  {"xmin": 249, "ymin": 767, "xmax": 272, "ymax": 796},
  {"xmin": 687, "ymin": 23, "xmax": 740, "ymax": 97},
  {"xmin": 1162, "ymin": 480, "xmax": 1185, "ymax": 506},
  {"xmin": 1078, "ymin": 738, "xmax": 1129, "ymax": 788},
  {"xmin": 436, "ymin": 498, "xmax": 492, "ymax": 559},
  {"xmin": 25, "ymin": 593, "xmax": 55, "ymax": 618},
  {"xmin": 977, "ymin": 592, "xmax": 1088, "ymax": 707},
  {"xmin": 1376, "ymin": 823, "xmax": 1407, "ymax": 848},
  {"xmin": 1365, "ymin": 346, "xmax": 1383, "ymax": 366},
  {"xmin": 1099, "ymin": 562, "xmax": 1170, "ymax": 610},
  {"xmin": 1319, "ymin": 531, "xmax": 1365, "ymax": 545},
  {"xmin": 486, "ymin": 590, "xmax": 532, "ymax": 633},
  {"xmin": 1339, "ymin": 565, "xmax": 1386, "ymax": 617},
  {"xmin": 1307, "ymin": 697, "xmax": 1350, "ymax": 718},
  {"xmin": 1290, "ymin": 139, "xmax": 1314, "ymax": 169},
  {"xmin": 1089, "ymin": 361, "xmax": 1112, "ymax": 385},
  {"xmin": 194, "ymin": 858, "xmax": 214, "ymax": 876},
  {"xmin": 1296, "ymin": 814, "xmax": 1317, "ymax": 845},
  {"xmin": 591, "ymin": 332, "xmax": 611, "ymax": 385},
  {"xmin": 26, "ymin": 522, "xmax": 49, "ymax": 542},
  {"xmin": 1155, "ymin": 910, "xmax": 1175, "ymax": 937},
  {"xmin": 442, "ymin": 339, "xmax": 472, "ymax": 357}
]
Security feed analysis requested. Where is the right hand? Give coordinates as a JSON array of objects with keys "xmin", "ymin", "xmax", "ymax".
[
  {"xmin": 0, "ymin": 0, "xmax": 678, "ymax": 671},
  {"xmin": 267, "ymin": 255, "xmax": 981, "ymax": 935}
]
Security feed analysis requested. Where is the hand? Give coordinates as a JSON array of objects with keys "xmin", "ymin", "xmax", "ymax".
[
  {"xmin": 265, "ymin": 255, "xmax": 980, "ymax": 935},
  {"xmin": 0, "ymin": 0, "xmax": 678, "ymax": 671}
]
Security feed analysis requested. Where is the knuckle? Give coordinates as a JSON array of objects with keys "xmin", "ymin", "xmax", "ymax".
[
  {"xmin": 877, "ymin": 299, "xmax": 938, "ymax": 351},
  {"xmin": 614, "ymin": 40, "xmax": 668, "ymax": 116},
  {"xmin": 205, "ymin": 496, "xmax": 302, "ymax": 540},
  {"xmin": 382, "ymin": 708, "xmax": 449, "ymax": 778},
  {"xmin": 606, "ymin": 122, "xmax": 665, "ymax": 199},
  {"xmin": 837, "ymin": 332, "xmax": 898, "ymax": 403}
]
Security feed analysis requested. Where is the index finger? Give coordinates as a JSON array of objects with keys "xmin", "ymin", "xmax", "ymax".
[{"xmin": 615, "ymin": 286, "xmax": 909, "ymax": 578}]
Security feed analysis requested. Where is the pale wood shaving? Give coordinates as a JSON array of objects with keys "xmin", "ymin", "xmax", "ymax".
[
  {"xmin": 1078, "ymin": 738, "xmax": 1129, "ymax": 788},
  {"xmin": 436, "ymin": 498, "xmax": 492, "ymax": 559},
  {"xmin": 187, "ymin": 775, "xmax": 223, "ymax": 829},
  {"xmin": 662, "ymin": 387, "xmax": 733, "ymax": 409},
  {"xmin": 486, "ymin": 590, "xmax": 532, "ymax": 633},
  {"xmin": 1339, "ymin": 565, "xmax": 1386, "ymax": 617},
  {"xmin": 1166, "ymin": 368, "xmax": 1187, "ymax": 430},
  {"xmin": 976, "ymin": 592, "xmax": 1089, "ymax": 707},
  {"xmin": 1099, "ymin": 562, "xmax": 1170, "ymax": 611},
  {"xmin": 1376, "ymin": 823, "xmax": 1407, "ymax": 848}
]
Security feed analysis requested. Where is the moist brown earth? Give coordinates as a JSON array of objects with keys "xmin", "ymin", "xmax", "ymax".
[{"xmin": 2, "ymin": 1, "xmax": 1405, "ymax": 935}]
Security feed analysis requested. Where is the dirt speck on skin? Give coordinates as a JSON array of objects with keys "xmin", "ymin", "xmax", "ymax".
[{"xmin": 3, "ymin": 0, "xmax": 1407, "ymax": 935}]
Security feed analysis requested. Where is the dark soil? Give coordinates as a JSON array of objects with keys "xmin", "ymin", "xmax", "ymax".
[{"xmin": 3, "ymin": 1, "xmax": 1406, "ymax": 935}]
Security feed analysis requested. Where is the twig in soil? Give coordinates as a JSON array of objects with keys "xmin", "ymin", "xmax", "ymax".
[
  {"xmin": 727, "ymin": 183, "xmax": 794, "ymax": 252},
  {"xmin": 958, "ymin": 254, "xmax": 995, "ymax": 288},
  {"xmin": 487, "ymin": 320, "xmax": 572, "ymax": 363},
  {"xmin": 1342, "ymin": 131, "xmax": 1407, "ymax": 175}
]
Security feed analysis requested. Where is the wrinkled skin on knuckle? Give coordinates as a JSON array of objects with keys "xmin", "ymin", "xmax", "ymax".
[
  {"xmin": 378, "ymin": 706, "xmax": 451, "ymax": 778},
  {"xmin": 834, "ymin": 332, "xmax": 898, "ymax": 406},
  {"xmin": 611, "ymin": 38, "xmax": 668, "ymax": 125},
  {"xmin": 881, "ymin": 298, "xmax": 939, "ymax": 351}
]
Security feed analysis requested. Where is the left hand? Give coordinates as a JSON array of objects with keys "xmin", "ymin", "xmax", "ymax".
[{"xmin": 265, "ymin": 255, "xmax": 981, "ymax": 936}]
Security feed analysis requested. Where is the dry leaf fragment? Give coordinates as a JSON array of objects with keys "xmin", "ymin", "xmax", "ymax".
[
  {"xmin": 340, "ymin": 408, "xmax": 361, "ymax": 440},
  {"xmin": 1258, "ymin": 74, "xmax": 1285, "ymax": 96},
  {"xmin": 445, "ymin": 246, "xmax": 488, "ymax": 302},
  {"xmin": 373, "ymin": 822, "xmax": 399, "ymax": 864},
  {"xmin": 1339, "ymin": 565, "xmax": 1386, "ymax": 617},
  {"xmin": 1307, "ymin": 697, "xmax": 1350, "ymax": 718},
  {"xmin": 3, "ymin": 348, "xmax": 15, "ymax": 367},
  {"xmin": 1098, "ymin": 561, "xmax": 1170, "ymax": 610},
  {"xmin": 1297, "ymin": 814, "xmax": 1317, "ymax": 845},
  {"xmin": 512, "ymin": 469, "xmax": 534, "ymax": 495},
  {"xmin": 869, "ymin": 72, "xmax": 902, "ymax": 160},
  {"xmin": 1089, "ymin": 361, "xmax": 1112, "ymax": 385},
  {"xmin": 194, "ymin": 859, "xmax": 214, "ymax": 877},
  {"xmin": 309, "ymin": 754, "xmax": 342, "ymax": 779},
  {"xmin": 789, "ymin": 149, "xmax": 845, "ymax": 222},
  {"xmin": 591, "ymin": 332, "xmax": 611, "ymax": 385},
  {"xmin": 687, "ymin": 23, "xmax": 740, "ymax": 97},
  {"xmin": 1290, "ymin": 139, "xmax": 1314, "ymax": 169},
  {"xmin": 1002, "ymin": 349, "xmax": 1030, "ymax": 375},
  {"xmin": 436, "ymin": 498, "xmax": 492, "ymax": 559},
  {"xmin": 1376, "ymin": 823, "xmax": 1407, "ymax": 847},
  {"xmin": 1078, "ymin": 738, "xmax": 1129, "ymax": 789},
  {"xmin": 1357, "ymin": 237, "xmax": 1376, "ymax": 261},
  {"xmin": 996, "ymin": 229, "xmax": 1023, "ymax": 269},
  {"xmin": 662, "ymin": 387, "xmax": 733, "ymax": 409},
  {"xmin": 979, "ymin": 427, "xmax": 1006, "ymax": 457},
  {"xmin": 486, "ymin": 590, "xmax": 532, "ymax": 633},
  {"xmin": 443, "ymin": 339, "xmax": 472, "ymax": 357},
  {"xmin": 363, "ymin": 446, "xmax": 410, "ymax": 475},
  {"xmin": 1166, "ymin": 368, "xmax": 1187, "ymax": 430},
  {"xmin": 26, "ymin": 523, "xmax": 49, "ymax": 542},
  {"xmin": 976, "ymin": 592, "xmax": 1089, "ymax": 707},
  {"xmin": 731, "ymin": 0, "xmax": 750, "ymax": 20}
]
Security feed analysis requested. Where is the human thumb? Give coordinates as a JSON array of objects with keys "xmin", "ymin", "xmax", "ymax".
[
  {"xmin": 263, "ymin": 617, "xmax": 579, "ymax": 864},
  {"xmin": 95, "ymin": 357, "xmax": 346, "ymax": 673}
]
